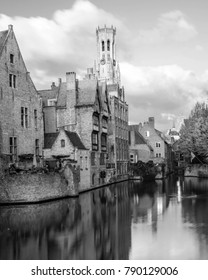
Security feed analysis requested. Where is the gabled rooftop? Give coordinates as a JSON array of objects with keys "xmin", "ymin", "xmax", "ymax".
[
  {"xmin": 0, "ymin": 29, "xmax": 8, "ymax": 57},
  {"xmin": 44, "ymin": 130, "xmax": 87, "ymax": 150}
]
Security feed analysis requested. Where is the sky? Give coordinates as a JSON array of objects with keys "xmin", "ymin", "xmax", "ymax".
[{"xmin": 1, "ymin": 0, "xmax": 208, "ymax": 131}]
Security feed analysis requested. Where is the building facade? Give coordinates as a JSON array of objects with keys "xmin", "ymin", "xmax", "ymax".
[
  {"xmin": 39, "ymin": 72, "xmax": 111, "ymax": 189},
  {"xmin": 95, "ymin": 26, "xmax": 129, "ymax": 179},
  {"xmin": 129, "ymin": 126, "xmax": 154, "ymax": 163},
  {"xmin": 0, "ymin": 25, "xmax": 43, "ymax": 173}
]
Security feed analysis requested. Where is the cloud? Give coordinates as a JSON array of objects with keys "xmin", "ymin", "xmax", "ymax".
[
  {"xmin": 195, "ymin": 44, "xmax": 204, "ymax": 52},
  {"xmin": 0, "ymin": 1, "xmax": 205, "ymax": 130},
  {"xmin": 137, "ymin": 10, "xmax": 197, "ymax": 43},
  {"xmin": 0, "ymin": 0, "xmax": 124, "ymax": 88},
  {"xmin": 121, "ymin": 63, "xmax": 208, "ymax": 130}
]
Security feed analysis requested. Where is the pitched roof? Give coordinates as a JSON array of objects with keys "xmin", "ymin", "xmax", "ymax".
[
  {"xmin": 0, "ymin": 30, "xmax": 8, "ymax": 56},
  {"xmin": 155, "ymin": 129, "xmax": 169, "ymax": 144},
  {"xmin": 134, "ymin": 131, "xmax": 147, "ymax": 145},
  {"xmin": 44, "ymin": 131, "xmax": 87, "ymax": 150},
  {"xmin": 65, "ymin": 131, "xmax": 87, "ymax": 150},
  {"xmin": 44, "ymin": 133, "xmax": 59, "ymax": 149}
]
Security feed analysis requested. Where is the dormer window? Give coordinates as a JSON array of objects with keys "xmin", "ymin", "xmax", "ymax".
[
  {"xmin": 107, "ymin": 40, "xmax": 110, "ymax": 51},
  {"xmin": 102, "ymin": 41, "xmax": 105, "ymax": 51},
  {"xmin": 10, "ymin": 54, "xmax": 14, "ymax": 64}
]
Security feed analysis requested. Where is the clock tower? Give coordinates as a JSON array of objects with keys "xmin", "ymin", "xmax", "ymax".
[{"xmin": 96, "ymin": 25, "xmax": 120, "ymax": 85}]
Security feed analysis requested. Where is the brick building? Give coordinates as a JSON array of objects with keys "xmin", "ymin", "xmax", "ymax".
[
  {"xmin": 95, "ymin": 26, "xmax": 129, "ymax": 178},
  {"xmin": 0, "ymin": 25, "xmax": 43, "ymax": 173},
  {"xmin": 39, "ymin": 72, "xmax": 111, "ymax": 189}
]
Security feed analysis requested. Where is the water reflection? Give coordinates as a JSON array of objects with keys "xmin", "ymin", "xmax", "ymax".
[{"xmin": 1, "ymin": 177, "xmax": 208, "ymax": 259}]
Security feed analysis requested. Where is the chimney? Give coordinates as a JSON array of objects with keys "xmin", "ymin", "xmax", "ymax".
[
  {"xmin": 51, "ymin": 82, "xmax": 56, "ymax": 90},
  {"xmin": 66, "ymin": 72, "xmax": 76, "ymax": 90},
  {"xmin": 148, "ymin": 117, "xmax": 155, "ymax": 128},
  {"xmin": 58, "ymin": 78, "xmax": 62, "ymax": 85}
]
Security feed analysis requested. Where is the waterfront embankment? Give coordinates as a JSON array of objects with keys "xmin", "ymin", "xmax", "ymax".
[{"xmin": 184, "ymin": 164, "xmax": 208, "ymax": 178}]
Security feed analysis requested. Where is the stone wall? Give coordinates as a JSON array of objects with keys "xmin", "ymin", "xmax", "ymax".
[
  {"xmin": 0, "ymin": 169, "xmax": 76, "ymax": 203},
  {"xmin": 0, "ymin": 26, "xmax": 44, "ymax": 159}
]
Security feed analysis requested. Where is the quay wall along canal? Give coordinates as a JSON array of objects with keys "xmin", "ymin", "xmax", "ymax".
[{"xmin": 0, "ymin": 167, "xmax": 129, "ymax": 204}]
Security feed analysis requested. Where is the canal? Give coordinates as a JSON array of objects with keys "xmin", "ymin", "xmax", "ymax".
[{"xmin": 1, "ymin": 176, "xmax": 208, "ymax": 260}]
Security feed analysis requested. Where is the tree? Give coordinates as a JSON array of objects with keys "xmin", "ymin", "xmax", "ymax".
[{"xmin": 179, "ymin": 102, "xmax": 208, "ymax": 163}]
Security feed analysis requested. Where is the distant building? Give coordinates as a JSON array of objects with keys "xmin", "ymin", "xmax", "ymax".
[
  {"xmin": 0, "ymin": 25, "xmax": 43, "ymax": 173},
  {"xmin": 130, "ymin": 118, "xmax": 173, "ymax": 172},
  {"xmin": 129, "ymin": 126, "xmax": 154, "ymax": 163},
  {"xmin": 166, "ymin": 125, "xmax": 180, "ymax": 144}
]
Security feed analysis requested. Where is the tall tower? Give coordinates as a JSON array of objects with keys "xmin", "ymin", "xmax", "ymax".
[{"xmin": 96, "ymin": 26, "xmax": 120, "ymax": 85}]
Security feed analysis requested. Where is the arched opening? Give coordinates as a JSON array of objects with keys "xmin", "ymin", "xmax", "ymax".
[
  {"xmin": 107, "ymin": 39, "xmax": 110, "ymax": 51},
  {"xmin": 102, "ymin": 40, "xmax": 105, "ymax": 51}
]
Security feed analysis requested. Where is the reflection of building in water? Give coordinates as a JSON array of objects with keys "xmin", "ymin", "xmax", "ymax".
[
  {"xmin": 91, "ymin": 182, "xmax": 132, "ymax": 259},
  {"xmin": 0, "ymin": 199, "xmax": 77, "ymax": 259},
  {"xmin": 131, "ymin": 180, "xmax": 170, "ymax": 234},
  {"xmin": 0, "ymin": 182, "xmax": 132, "ymax": 260}
]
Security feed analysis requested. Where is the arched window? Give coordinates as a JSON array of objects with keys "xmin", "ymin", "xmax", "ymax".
[
  {"xmin": 61, "ymin": 139, "xmax": 65, "ymax": 147},
  {"xmin": 107, "ymin": 40, "xmax": 110, "ymax": 51},
  {"xmin": 102, "ymin": 41, "xmax": 105, "ymax": 51}
]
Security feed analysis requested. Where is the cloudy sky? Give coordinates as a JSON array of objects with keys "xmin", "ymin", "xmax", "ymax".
[{"xmin": 1, "ymin": 0, "xmax": 208, "ymax": 130}]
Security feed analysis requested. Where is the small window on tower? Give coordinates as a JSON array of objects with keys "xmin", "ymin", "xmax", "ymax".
[
  {"xmin": 102, "ymin": 41, "xmax": 105, "ymax": 51},
  {"xmin": 107, "ymin": 40, "xmax": 110, "ymax": 51}
]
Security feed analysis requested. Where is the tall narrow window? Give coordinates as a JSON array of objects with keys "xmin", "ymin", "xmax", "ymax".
[
  {"xmin": 25, "ymin": 107, "xmax": 28, "ymax": 128},
  {"xmin": 102, "ymin": 40, "xmax": 105, "ymax": 51},
  {"xmin": 107, "ymin": 39, "xmax": 110, "ymax": 51},
  {"xmin": 35, "ymin": 139, "xmax": 39, "ymax": 156},
  {"xmin": 85, "ymin": 156, "xmax": 88, "ymax": 169},
  {"xmin": 9, "ymin": 136, "xmax": 17, "ymax": 162},
  {"xmin": 101, "ymin": 133, "xmax": 107, "ymax": 152},
  {"xmin": 9, "ymin": 74, "xmax": 16, "ymax": 88},
  {"xmin": 92, "ymin": 132, "xmax": 98, "ymax": 151},
  {"xmin": 34, "ymin": 109, "xmax": 37, "ymax": 129},
  {"xmin": 10, "ymin": 54, "xmax": 14, "ymax": 64},
  {"xmin": 21, "ymin": 107, "xmax": 29, "ymax": 128}
]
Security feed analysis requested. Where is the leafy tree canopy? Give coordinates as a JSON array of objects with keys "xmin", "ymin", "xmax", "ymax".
[{"xmin": 179, "ymin": 102, "xmax": 208, "ymax": 163}]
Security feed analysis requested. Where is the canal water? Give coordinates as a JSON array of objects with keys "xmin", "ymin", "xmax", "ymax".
[{"xmin": 1, "ymin": 176, "xmax": 208, "ymax": 260}]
